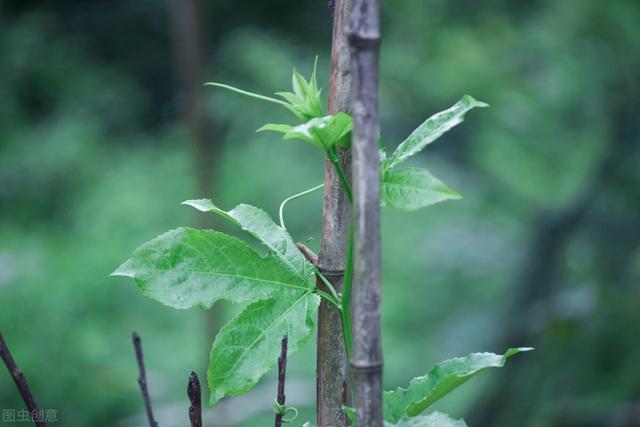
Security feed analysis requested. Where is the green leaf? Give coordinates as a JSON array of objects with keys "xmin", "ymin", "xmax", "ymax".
[
  {"xmin": 381, "ymin": 168, "xmax": 461, "ymax": 211},
  {"xmin": 384, "ymin": 95, "xmax": 488, "ymax": 171},
  {"xmin": 274, "ymin": 57, "xmax": 324, "ymax": 120},
  {"xmin": 385, "ymin": 412, "xmax": 467, "ymax": 427},
  {"xmin": 181, "ymin": 200, "xmax": 315, "ymax": 288},
  {"xmin": 256, "ymin": 123, "xmax": 294, "ymax": 134},
  {"xmin": 111, "ymin": 227, "xmax": 311, "ymax": 309},
  {"xmin": 206, "ymin": 58, "xmax": 324, "ymax": 121},
  {"xmin": 283, "ymin": 113, "xmax": 352, "ymax": 150},
  {"xmin": 208, "ymin": 289, "xmax": 319, "ymax": 405},
  {"xmin": 384, "ymin": 348, "xmax": 533, "ymax": 422}
]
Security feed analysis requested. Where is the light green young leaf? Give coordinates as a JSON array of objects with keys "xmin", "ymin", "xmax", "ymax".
[
  {"xmin": 206, "ymin": 58, "xmax": 324, "ymax": 121},
  {"xmin": 181, "ymin": 200, "xmax": 315, "ymax": 288},
  {"xmin": 385, "ymin": 412, "xmax": 467, "ymax": 427},
  {"xmin": 282, "ymin": 113, "xmax": 352, "ymax": 150},
  {"xmin": 274, "ymin": 57, "xmax": 324, "ymax": 120},
  {"xmin": 111, "ymin": 227, "xmax": 312, "ymax": 309},
  {"xmin": 381, "ymin": 168, "xmax": 461, "ymax": 211},
  {"xmin": 208, "ymin": 289, "xmax": 319, "ymax": 405},
  {"xmin": 384, "ymin": 95, "xmax": 488, "ymax": 171},
  {"xmin": 256, "ymin": 123, "xmax": 294, "ymax": 134},
  {"xmin": 384, "ymin": 348, "xmax": 533, "ymax": 422}
]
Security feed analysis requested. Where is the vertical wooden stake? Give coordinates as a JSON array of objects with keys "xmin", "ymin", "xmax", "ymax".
[
  {"xmin": 348, "ymin": 0, "xmax": 383, "ymax": 425},
  {"xmin": 317, "ymin": 0, "xmax": 353, "ymax": 425}
]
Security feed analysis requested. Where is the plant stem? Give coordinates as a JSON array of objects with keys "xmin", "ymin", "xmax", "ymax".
[
  {"xmin": 315, "ymin": 289, "xmax": 342, "ymax": 310},
  {"xmin": 341, "ymin": 224, "xmax": 354, "ymax": 358},
  {"xmin": 328, "ymin": 147, "xmax": 353, "ymax": 202},
  {"xmin": 316, "ymin": 269, "xmax": 341, "ymax": 303},
  {"xmin": 278, "ymin": 183, "xmax": 325, "ymax": 229},
  {"xmin": 205, "ymin": 82, "xmax": 290, "ymax": 107}
]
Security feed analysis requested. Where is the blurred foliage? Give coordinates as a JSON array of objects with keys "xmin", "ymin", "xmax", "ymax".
[{"xmin": 0, "ymin": 0, "xmax": 639, "ymax": 426}]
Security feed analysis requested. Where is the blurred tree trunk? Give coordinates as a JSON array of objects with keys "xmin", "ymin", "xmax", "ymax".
[
  {"xmin": 469, "ymin": 86, "xmax": 638, "ymax": 427},
  {"xmin": 316, "ymin": 1, "xmax": 352, "ymax": 425},
  {"xmin": 168, "ymin": 0, "xmax": 225, "ymax": 367},
  {"xmin": 348, "ymin": 0, "xmax": 383, "ymax": 425}
]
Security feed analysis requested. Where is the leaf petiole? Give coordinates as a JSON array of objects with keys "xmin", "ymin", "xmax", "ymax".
[
  {"xmin": 205, "ymin": 82, "xmax": 290, "ymax": 108},
  {"xmin": 278, "ymin": 183, "xmax": 325, "ymax": 230},
  {"xmin": 327, "ymin": 147, "xmax": 352, "ymax": 202},
  {"xmin": 315, "ymin": 269, "xmax": 341, "ymax": 303},
  {"xmin": 314, "ymin": 289, "xmax": 341, "ymax": 310}
]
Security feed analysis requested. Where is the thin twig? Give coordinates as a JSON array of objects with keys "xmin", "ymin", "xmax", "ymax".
[
  {"xmin": 296, "ymin": 243, "xmax": 319, "ymax": 266},
  {"xmin": 132, "ymin": 332, "xmax": 158, "ymax": 427},
  {"xmin": 0, "ymin": 332, "xmax": 47, "ymax": 427},
  {"xmin": 187, "ymin": 371, "xmax": 202, "ymax": 427},
  {"xmin": 275, "ymin": 336, "xmax": 289, "ymax": 427}
]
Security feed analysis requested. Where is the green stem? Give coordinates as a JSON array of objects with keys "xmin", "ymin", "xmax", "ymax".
[
  {"xmin": 205, "ymin": 82, "xmax": 290, "ymax": 107},
  {"xmin": 327, "ymin": 147, "xmax": 353, "ymax": 202},
  {"xmin": 278, "ymin": 183, "xmax": 325, "ymax": 229},
  {"xmin": 316, "ymin": 269, "xmax": 341, "ymax": 303},
  {"xmin": 315, "ymin": 289, "xmax": 341, "ymax": 310},
  {"xmin": 341, "ymin": 222, "xmax": 354, "ymax": 357}
]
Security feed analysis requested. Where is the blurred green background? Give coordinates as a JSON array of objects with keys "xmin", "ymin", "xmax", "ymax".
[{"xmin": 1, "ymin": 1, "xmax": 639, "ymax": 426}]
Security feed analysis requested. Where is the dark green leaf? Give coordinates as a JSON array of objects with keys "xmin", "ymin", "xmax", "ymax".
[
  {"xmin": 208, "ymin": 289, "xmax": 318, "ymax": 405},
  {"xmin": 384, "ymin": 95, "xmax": 488, "ymax": 171},
  {"xmin": 111, "ymin": 227, "xmax": 311, "ymax": 309},
  {"xmin": 384, "ymin": 348, "xmax": 533, "ymax": 422},
  {"xmin": 181, "ymin": 200, "xmax": 315, "ymax": 289},
  {"xmin": 381, "ymin": 168, "xmax": 460, "ymax": 211}
]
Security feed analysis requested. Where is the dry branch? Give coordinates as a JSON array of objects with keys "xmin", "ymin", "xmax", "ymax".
[
  {"xmin": 132, "ymin": 332, "xmax": 158, "ymax": 427},
  {"xmin": 0, "ymin": 332, "xmax": 47, "ymax": 427}
]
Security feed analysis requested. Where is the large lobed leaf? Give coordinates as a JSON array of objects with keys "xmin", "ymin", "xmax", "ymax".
[
  {"xmin": 111, "ymin": 227, "xmax": 307, "ymax": 309},
  {"xmin": 383, "ymin": 95, "xmax": 488, "ymax": 171},
  {"xmin": 208, "ymin": 289, "xmax": 318, "ymax": 405},
  {"xmin": 384, "ymin": 348, "xmax": 533, "ymax": 422},
  {"xmin": 181, "ymin": 200, "xmax": 321, "ymax": 405},
  {"xmin": 113, "ymin": 201, "xmax": 320, "ymax": 406},
  {"xmin": 181, "ymin": 199, "xmax": 314, "ymax": 288},
  {"xmin": 381, "ymin": 168, "xmax": 461, "ymax": 211}
]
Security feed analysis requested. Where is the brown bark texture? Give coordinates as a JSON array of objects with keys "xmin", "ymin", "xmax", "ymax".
[{"xmin": 316, "ymin": 0, "xmax": 353, "ymax": 425}]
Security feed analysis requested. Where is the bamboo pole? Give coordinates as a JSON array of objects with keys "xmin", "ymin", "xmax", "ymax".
[{"xmin": 347, "ymin": 0, "xmax": 383, "ymax": 425}]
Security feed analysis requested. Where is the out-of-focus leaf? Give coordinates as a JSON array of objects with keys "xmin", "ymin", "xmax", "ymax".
[
  {"xmin": 208, "ymin": 289, "xmax": 318, "ymax": 405},
  {"xmin": 384, "ymin": 348, "xmax": 533, "ymax": 422},
  {"xmin": 384, "ymin": 95, "xmax": 488, "ymax": 171},
  {"xmin": 381, "ymin": 168, "xmax": 460, "ymax": 211},
  {"xmin": 385, "ymin": 412, "xmax": 467, "ymax": 427}
]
